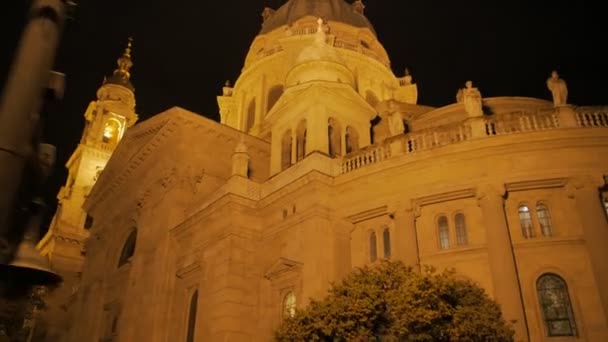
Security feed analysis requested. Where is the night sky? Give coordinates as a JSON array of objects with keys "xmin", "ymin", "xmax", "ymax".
[{"xmin": 1, "ymin": 0, "xmax": 606, "ymax": 229}]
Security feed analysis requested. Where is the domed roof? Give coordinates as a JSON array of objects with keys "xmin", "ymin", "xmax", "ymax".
[{"xmin": 260, "ymin": 0, "xmax": 376, "ymax": 35}]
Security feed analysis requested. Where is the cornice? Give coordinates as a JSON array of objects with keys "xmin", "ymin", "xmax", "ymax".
[
  {"xmin": 415, "ymin": 188, "xmax": 476, "ymax": 207},
  {"xmin": 345, "ymin": 205, "xmax": 388, "ymax": 224},
  {"xmin": 505, "ymin": 177, "xmax": 568, "ymax": 192},
  {"xmin": 264, "ymin": 258, "xmax": 302, "ymax": 280},
  {"xmin": 176, "ymin": 261, "xmax": 201, "ymax": 279}
]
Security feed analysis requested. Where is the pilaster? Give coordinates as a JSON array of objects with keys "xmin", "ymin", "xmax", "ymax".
[{"xmin": 477, "ymin": 184, "xmax": 528, "ymax": 341}]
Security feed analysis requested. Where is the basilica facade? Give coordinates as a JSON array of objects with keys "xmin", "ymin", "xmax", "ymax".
[{"xmin": 48, "ymin": 0, "xmax": 608, "ymax": 341}]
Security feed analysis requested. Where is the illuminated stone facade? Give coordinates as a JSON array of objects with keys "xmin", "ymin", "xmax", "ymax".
[
  {"xmin": 37, "ymin": 41, "xmax": 138, "ymax": 341},
  {"xmin": 66, "ymin": 1, "xmax": 608, "ymax": 341}
]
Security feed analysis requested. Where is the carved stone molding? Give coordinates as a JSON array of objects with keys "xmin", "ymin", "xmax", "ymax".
[
  {"xmin": 505, "ymin": 177, "xmax": 568, "ymax": 192},
  {"xmin": 416, "ymin": 188, "xmax": 476, "ymax": 207},
  {"xmin": 176, "ymin": 261, "xmax": 201, "ymax": 279},
  {"xmin": 345, "ymin": 205, "xmax": 388, "ymax": 224},
  {"xmin": 264, "ymin": 258, "xmax": 302, "ymax": 280}
]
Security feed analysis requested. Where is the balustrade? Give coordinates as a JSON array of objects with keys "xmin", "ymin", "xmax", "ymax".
[{"xmin": 340, "ymin": 106, "xmax": 606, "ymax": 175}]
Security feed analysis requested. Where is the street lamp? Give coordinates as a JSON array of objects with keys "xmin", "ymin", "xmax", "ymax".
[{"xmin": 0, "ymin": 0, "xmax": 74, "ymax": 285}]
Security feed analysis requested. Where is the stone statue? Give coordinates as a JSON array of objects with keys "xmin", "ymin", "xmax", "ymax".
[
  {"xmin": 261, "ymin": 7, "xmax": 275, "ymax": 23},
  {"xmin": 352, "ymin": 0, "xmax": 365, "ymax": 14},
  {"xmin": 394, "ymin": 68, "xmax": 418, "ymax": 104},
  {"xmin": 457, "ymin": 80, "xmax": 483, "ymax": 117},
  {"xmin": 546, "ymin": 70, "xmax": 568, "ymax": 106},
  {"xmin": 403, "ymin": 68, "xmax": 413, "ymax": 85}
]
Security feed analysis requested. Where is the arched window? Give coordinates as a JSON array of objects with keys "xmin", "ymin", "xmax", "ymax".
[
  {"xmin": 296, "ymin": 120, "xmax": 307, "ymax": 162},
  {"xmin": 283, "ymin": 291, "xmax": 296, "ymax": 318},
  {"xmin": 246, "ymin": 98, "xmax": 256, "ymax": 132},
  {"xmin": 536, "ymin": 203, "xmax": 553, "ymax": 237},
  {"xmin": 186, "ymin": 290, "xmax": 198, "ymax": 342},
  {"xmin": 267, "ymin": 85, "xmax": 284, "ymax": 113},
  {"xmin": 118, "ymin": 229, "xmax": 137, "ymax": 268},
  {"xmin": 454, "ymin": 213, "xmax": 468, "ymax": 246},
  {"xmin": 369, "ymin": 232, "xmax": 377, "ymax": 262},
  {"xmin": 537, "ymin": 274, "xmax": 577, "ymax": 337},
  {"xmin": 328, "ymin": 118, "xmax": 341, "ymax": 158},
  {"xmin": 84, "ymin": 214, "xmax": 94, "ymax": 230},
  {"xmin": 345, "ymin": 126, "xmax": 359, "ymax": 154},
  {"xmin": 437, "ymin": 216, "xmax": 450, "ymax": 250},
  {"xmin": 281, "ymin": 130, "xmax": 292, "ymax": 171},
  {"xmin": 102, "ymin": 119, "xmax": 122, "ymax": 144},
  {"xmin": 382, "ymin": 227, "xmax": 391, "ymax": 259},
  {"xmin": 518, "ymin": 205, "xmax": 534, "ymax": 239}
]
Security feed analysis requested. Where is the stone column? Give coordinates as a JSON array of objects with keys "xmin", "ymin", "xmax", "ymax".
[
  {"xmin": 392, "ymin": 202, "xmax": 420, "ymax": 271},
  {"xmin": 570, "ymin": 176, "xmax": 608, "ymax": 320},
  {"xmin": 478, "ymin": 185, "xmax": 528, "ymax": 341}
]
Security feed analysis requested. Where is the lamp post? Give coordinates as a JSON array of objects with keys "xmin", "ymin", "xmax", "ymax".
[{"xmin": 0, "ymin": 0, "xmax": 74, "ymax": 266}]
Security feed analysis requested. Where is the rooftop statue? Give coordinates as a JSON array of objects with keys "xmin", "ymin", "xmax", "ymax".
[
  {"xmin": 457, "ymin": 80, "xmax": 483, "ymax": 117},
  {"xmin": 546, "ymin": 70, "xmax": 568, "ymax": 107}
]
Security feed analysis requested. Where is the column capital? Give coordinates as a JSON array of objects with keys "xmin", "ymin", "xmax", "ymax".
[
  {"xmin": 476, "ymin": 183, "xmax": 506, "ymax": 205},
  {"xmin": 398, "ymin": 200, "xmax": 421, "ymax": 218},
  {"xmin": 569, "ymin": 175, "xmax": 605, "ymax": 190}
]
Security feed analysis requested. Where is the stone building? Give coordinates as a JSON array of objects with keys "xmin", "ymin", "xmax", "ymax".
[
  {"xmin": 58, "ymin": 0, "xmax": 608, "ymax": 341},
  {"xmin": 37, "ymin": 39, "xmax": 138, "ymax": 340}
]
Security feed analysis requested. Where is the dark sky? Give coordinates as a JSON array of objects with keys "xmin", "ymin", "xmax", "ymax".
[{"xmin": 1, "ymin": 0, "xmax": 606, "ymax": 229}]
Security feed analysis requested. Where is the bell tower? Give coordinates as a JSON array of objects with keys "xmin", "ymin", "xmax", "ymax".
[{"xmin": 36, "ymin": 38, "xmax": 138, "ymax": 340}]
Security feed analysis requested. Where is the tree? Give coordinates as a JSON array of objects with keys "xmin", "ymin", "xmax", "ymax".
[{"xmin": 275, "ymin": 261, "xmax": 514, "ymax": 341}]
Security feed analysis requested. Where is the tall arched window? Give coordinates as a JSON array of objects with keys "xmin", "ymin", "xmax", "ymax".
[
  {"xmin": 246, "ymin": 98, "xmax": 256, "ymax": 132},
  {"xmin": 369, "ymin": 232, "xmax": 377, "ymax": 262},
  {"xmin": 267, "ymin": 85, "xmax": 284, "ymax": 113},
  {"xmin": 117, "ymin": 229, "xmax": 137, "ymax": 268},
  {"xmin": 537, "ymin": 274, "xmax": 577, "ymax": 337},
  {"xmin": 102, "ymin": 119, "xmax": 122, "ymax": 145},
  {"xmin": 437, "ymin": 216, "xmax": 450, "ymax": 250},
  {"xmin": 345, "ymin": 126, "xmax": 359, "ymax": 154},
  {"xmin": 296, "ymin": 120, "xmax": 307, "ymax": 162},
  {"xmin": 281, "ymin": 130, "xmax": 292, "ymax": 171},
  {"xmin": 328, "ymin": 118, "xmax": 341, "ymax": 158},
  {"xmin": 454, "ymin": 213, "xmax": 468, "ymax": 246},
  {"xmin": 186, "ymin": 290, "xmax": 198, "ymax": 342},
  {"xmin": 536, "ymin": 203, "xmax": 553, "ymax": 237},
  {"xmin": 282, "ymin": 291, "xmax": 296, "ymax": 319},
  {"xmin": 382, "ymin": 227, "xmax": 391, "ymax": 259},
  {"xmin": 518, "ymin": 205, "xmax": 534, "ymax": 239}
]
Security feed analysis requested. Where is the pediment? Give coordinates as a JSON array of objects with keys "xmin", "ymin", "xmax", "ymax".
[{"xmin": 264, "ymin": 257, "xmax": 303, "ymax": 280}]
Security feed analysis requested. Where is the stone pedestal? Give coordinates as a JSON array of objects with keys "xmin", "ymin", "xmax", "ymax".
[{"xmin": 478, "ymin": 185, "xmax": 528, "ymax": 341}]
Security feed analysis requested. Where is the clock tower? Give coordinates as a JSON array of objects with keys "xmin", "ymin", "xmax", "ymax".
[{"xmin": 36, "ymin": 38, "xmax": 138, "ymax": 340}]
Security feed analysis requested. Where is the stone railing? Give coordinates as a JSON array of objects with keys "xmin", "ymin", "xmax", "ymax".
[
  {"xmin": 575, "ymin": 106, "xmax": 608, "ymax": 127},
  {"xmin": 484, "ymin": 109, "xmax": 557, "ymax": 136},
  {"xmin": 340, "ymin": 106, "xmax": 607, "ymax": 174},
  {"xmin": 341, "ymin": 143, "xmax": 391, "ymax": 173},
  {"xmin": 403, "ymin": 122, "xmax": 473, "ymax": 153}
]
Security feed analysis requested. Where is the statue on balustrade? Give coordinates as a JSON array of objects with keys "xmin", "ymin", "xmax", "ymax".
[
  {"xmin": 546, "ymin": 70, "xmax": 568, "ymax": 107},
  {"xmin": 394, "ymin": 68, "xmax": 418, "ymax": 105},
  {"xmin": 456, "ymin": 80, "xmax": 483, "ymax": 117}
]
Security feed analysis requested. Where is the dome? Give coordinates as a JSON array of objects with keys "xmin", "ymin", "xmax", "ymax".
[{"xmin": 260, "ymin": 0, "xmax": 376, "ymax": 35}]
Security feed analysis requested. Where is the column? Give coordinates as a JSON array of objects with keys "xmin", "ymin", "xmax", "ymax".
[
  {"xmin": 392, "ymin": 202, "xmax": 420, "ymax": 271},
  {"xmin": 571, "ymin": 176, "xmax": 608, "ymax": 320},
  {"xmin": 478, "ymin": 185, "xmax": 528, "ymax": 341}
]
